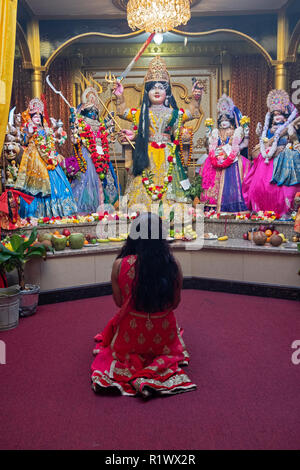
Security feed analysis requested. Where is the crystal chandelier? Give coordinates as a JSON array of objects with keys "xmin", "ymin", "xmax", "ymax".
[{"xmin": 127, "ymin": 0, "xmax": 192, "ymax": 33}]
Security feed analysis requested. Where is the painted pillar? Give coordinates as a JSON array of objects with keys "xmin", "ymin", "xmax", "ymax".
[
  {"xmin": 275, "ymin": 9, "xmax": 289, "ymax": 90},
  {"xmin": 27, "ymin": 18, "xmax": 42, "ymax": 98}
]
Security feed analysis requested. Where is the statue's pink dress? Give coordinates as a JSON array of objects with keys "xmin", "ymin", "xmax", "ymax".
[{"xmin": 91, "ymin": 255, "xmax": 196, "ymax": 397}]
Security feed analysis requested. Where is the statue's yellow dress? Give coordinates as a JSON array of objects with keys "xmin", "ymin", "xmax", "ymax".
[{"xmin": 122, "ymin": 107, "xmax": 192, "ymax": 211}]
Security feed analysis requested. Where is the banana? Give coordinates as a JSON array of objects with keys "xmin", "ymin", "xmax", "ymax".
[
  {"xmin": 108, "ymin": 237, "xmax": 123, "ymax": 242},
  {"xmin": 218, "ymin": 236, "xmax": 228, "ymax": 241},
  {"xmin": 97, "ymin": 238, "xmax": 109, "ymax": 243}
]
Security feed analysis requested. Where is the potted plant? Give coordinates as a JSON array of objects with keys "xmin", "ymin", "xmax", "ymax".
[
  {"xmin": 0, "ymin": 227, "xmax": 49, "ymax": 319},
  {"xmin": 186, "ymin": 174, "xmax": 203, "ymax": 207}
]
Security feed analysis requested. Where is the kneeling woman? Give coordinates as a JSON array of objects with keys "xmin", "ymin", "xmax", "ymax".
[{"xmin": 91, "ymin": 212, "xmax": 196, "ymax": 398}]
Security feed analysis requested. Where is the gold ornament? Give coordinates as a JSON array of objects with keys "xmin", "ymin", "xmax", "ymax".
[{"xmin": 144, "ymin": 56, "xmax": 170, "ymax": 83}]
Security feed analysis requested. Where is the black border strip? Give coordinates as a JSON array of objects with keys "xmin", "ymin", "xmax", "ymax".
[{"xmin": 38, "ymin": 277, "xmax": 300, "ymax": 305}]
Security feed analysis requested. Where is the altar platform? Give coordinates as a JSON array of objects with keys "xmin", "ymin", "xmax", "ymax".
[{"xmin": 19, "ymin": 234, "xmax": 299, "ymax": 303}]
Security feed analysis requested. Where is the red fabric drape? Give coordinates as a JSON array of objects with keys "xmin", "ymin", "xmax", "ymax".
[
  {"xmin": 10, "ymin": 58, "xmax": 32, "ymax": 114},
  {"xmin": 230, "ymin": 55, "xmax": 274, "ymax": 154},
  {"xmin": 44, "ymin": 58, "xmax": 74, "ymax": 157}
]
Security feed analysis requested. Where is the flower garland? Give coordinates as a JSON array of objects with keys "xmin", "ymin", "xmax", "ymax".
[
  {"xmin": 76, "ymin": 117, "xmax": 110, "ymax": 180},
  {"xmin": 208, "ymin": 148, "xmax": 237, "ymax": 169},
  {"xmin": 131, "ymin": 108, "xmax": 184, "ymax": 200},
  {"xmin": 260, "ymin": 108, "xmax": 298, "ymax": 163},
  {"xmin": 73, "ymin": 142, "xmax": 87, "ymax": 173},
  {"xmin": 179, "ymin": 127, "xmax": 193, "ymax": 166},
  {"xmin": 32, "ymin": 127, "xmax": 59, "ymax": 171},
  {"xmin": 208, "ymin": 127, "xmax": 240, "ymax": 169}
]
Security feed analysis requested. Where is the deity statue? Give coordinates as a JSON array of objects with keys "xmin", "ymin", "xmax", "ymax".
[
  {"xmin": 68, "ymin": 87, "xmax": 119, "ymax": 213},
  {"xmin": 242, "ymin": 89, "xmax": 300, "ymax": 217},
  {"xmin": 199, "ymin": 94, "xmax": 251, "ymax": 213},
  {"xmin": 13, "ymin": 98, "xmax": 77, "ymax": 218},
  {"xmin": 0, "ymin": 189, "xmax": 34, "ymax": 231},
  {"xmin": 113, "ymin": 56, "xmax": 203, "ymax": 209}
]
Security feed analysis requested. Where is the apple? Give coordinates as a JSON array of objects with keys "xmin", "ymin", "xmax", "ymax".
[
  {"xmin": 62, "ymin": 228, "xmax": 71, "ymax": 237},
  {"xmin": 243, "ymin": 233, "xmax": 248, "ymax": 240}
]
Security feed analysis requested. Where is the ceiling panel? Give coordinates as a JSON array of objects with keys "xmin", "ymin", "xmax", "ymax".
[{"xmin": 24, "ymin": 0, "xmax": 290, "ymax": 18}]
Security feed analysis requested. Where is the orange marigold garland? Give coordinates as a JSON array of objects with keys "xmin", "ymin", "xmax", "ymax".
[
  {"xmin": 32, "ymin": 127, "xmax": 59, "ymax": 171},
  {"xmin": 179, "ymin": 127, "xmax": 193, "ymax": 167},
  {"xmin": 73, "ymin": 142, "xmax": 87, "ymax": 173}
]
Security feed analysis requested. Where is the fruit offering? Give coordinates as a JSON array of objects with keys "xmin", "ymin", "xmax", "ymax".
[
  {"xmin": 51, "ymin": 234, "xmax": 67, "ymax": 251},
  {"xmin": 243, "ymin": 224, "xmax": 287, "ymax": 245},
  {"xmin": 253, "ymin": 231, "xmax": 267, "ymax": 245},
  {"xmin": 269, "ymin": 234, "xmax": 282, "ymax": 246},
  {"xmin": 69, "ymin": 233, "xmax": 84, "ymax": 249}
]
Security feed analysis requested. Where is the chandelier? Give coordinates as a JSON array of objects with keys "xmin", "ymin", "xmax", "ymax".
[{"xmin": 127, "ymin": 0, "xmax": 192, "ymax": 33}]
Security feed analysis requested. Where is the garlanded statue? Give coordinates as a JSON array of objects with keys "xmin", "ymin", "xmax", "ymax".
[
  {"xmin": 242, "ymin": 89, "xmax": 300, "ymax": 217},
  {"xmin": 68, "ymin": 87, "xmax": 119, "ymax": 213},
  {"xmin": 199, "ymin": 94, "xmax": 251, "ymax": 212},
  {"xmin": 13, "ymin": 98, "xmax": 77, "ymax": 218},
  {"xmin": 0, "ymin": 189, "xmax": 34, "ymax": 231},
  {"xmin": 113, "ymin": 56, "xmax": 203, "ymax": 209}
]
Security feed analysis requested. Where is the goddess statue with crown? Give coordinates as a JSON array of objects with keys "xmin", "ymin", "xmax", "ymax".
[
  {"xmin": 113, "ymin": 56, "xmax": 203, "ymax": 210},
  {"xmin": 242, "ymin": 89, "xmax": 300, "ymax": 217},
  {"xmin": 13, "ymin": 98, "xmax": 77, "ymax": 218},
  {"xmin": 68, "ymin": 87, "xmax": 120, "ymax": 213},
  {"xmin": 199, "ymin": 94, "xmax": 251, "ymax": 213}
]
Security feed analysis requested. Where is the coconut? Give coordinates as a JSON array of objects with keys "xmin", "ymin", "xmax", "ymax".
[
  {"xmin": 253, "ymin": 231, "xmax": 267, "ymax": 245},
  {"xmin": 269, "ymin": 234, "xmax": 283, "ymax": 246},
  {"xmin": 69, "ymin": 233, "xmax": 84, "ymax": 249},
  {"xmin": 38, "ymin": 232, "xmax": 53, "ymax": 243},
  {"xmin": 51, "ymin": 234, "xmax": 67, "ymax": 251}
]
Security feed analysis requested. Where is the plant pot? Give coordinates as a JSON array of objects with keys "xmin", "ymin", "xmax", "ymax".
[
  {"xmin": 0, "ymin": 285, "xmax": 21, "ymax": 331},
  {"xmin": 19, "ymin": 284, "xmax": 40, "ymax": 317}
]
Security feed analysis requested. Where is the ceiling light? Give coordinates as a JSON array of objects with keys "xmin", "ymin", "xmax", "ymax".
[
  {"xmin": 153, "ymin": 33, "xmax": 164, "ymax": 45},
  {"xmin": 127, "ymin": 0, "xmax": 192, "ymax": 33}
]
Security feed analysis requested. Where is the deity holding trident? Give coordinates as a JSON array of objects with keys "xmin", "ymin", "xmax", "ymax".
[{"xmin": 113, "ymin": 56, "xmax": 204, "ymax": 209}]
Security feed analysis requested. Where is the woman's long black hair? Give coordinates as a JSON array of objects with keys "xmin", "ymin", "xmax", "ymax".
[
  {"xmin": 117, "ymin": 212, "xmax": 179, "ymax": 313},
  {"xmin": 133, "ymin": 81, "xmax": 178, "ymax": 177}
]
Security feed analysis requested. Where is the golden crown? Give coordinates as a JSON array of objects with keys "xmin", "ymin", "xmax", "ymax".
[
  {"xmin": 144, "ymin": 56, "xmax": 170, "ymax": 83},
  {"xmin": 267, "ymin": 89, "xmax": 290, "ymax": 113}
]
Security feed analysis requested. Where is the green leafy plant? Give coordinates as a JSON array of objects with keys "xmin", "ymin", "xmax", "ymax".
[
  {"xmin": 186, "ymin": 174, "xmax": 203, "ymax": 201},
  {"xmin": 0, "ymin": 227, "xmax": 48, "ymax": 290}
]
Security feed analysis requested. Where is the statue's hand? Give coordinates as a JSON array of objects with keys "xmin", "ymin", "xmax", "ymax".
[
  {"xmin": 288, "ymin": 124, "xmax": 296, "ymax": 137},
  {"xmin": 118, "ymin": 129, "xmax": 135, "ymax": 143},
  {"xmin": 244, "ymin": 126, "xmax": 250, "ymax": 137},
  {"xmin": 256, "ymin": 122, "xmax": 262, "ymax": 136},
  {"xmin": 192, "ymin": 80, "xmax": 204, "ymax": 101},
  {"xmin": 113, "ymin": 80, "xmax": 124, "ymax": 97}
]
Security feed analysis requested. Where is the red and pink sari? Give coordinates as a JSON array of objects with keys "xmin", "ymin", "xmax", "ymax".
[{"xmin": 91, "ymin": 255, "xmax": 196, "ymax": 397}]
